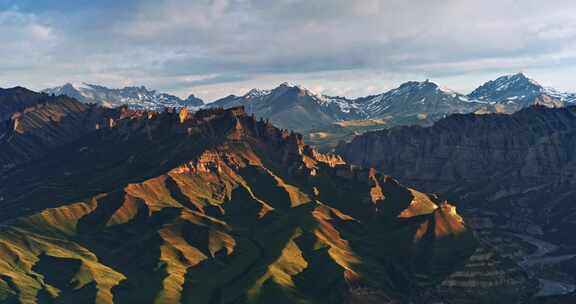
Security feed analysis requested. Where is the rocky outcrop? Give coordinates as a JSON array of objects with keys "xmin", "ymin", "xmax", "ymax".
[
  {"xmin": 437, "ymin": 245, "xmax": 535, "ymax": 303},
  {"xmin": 0, "ymin": 87, "xmax": 48, "ymax": 121},
  {"xmin": 0, "ymin": 94, "xmax": 132, "ymax": 171}
]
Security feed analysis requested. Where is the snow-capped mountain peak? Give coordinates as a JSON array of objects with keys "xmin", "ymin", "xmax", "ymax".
[
  {"xmin": 391, "ymin": 79, "xmax": 460, "ymax": 96},
  {"xmin": 278, "ymin": 81, "xmax": 301, "ymax": 89},
  {"xmin": 356, "ymin": 79, "xmax": 491, "ymax": 118},
  {"xmin": 243, "ymin": 88, "xmax": 271, "ymax": 99},
  {"xmin": 43, "ymin": 83, "xmax": 203, "ymax": 110},
  {"xmin": 468, "ymin": 73, "xmax": 544, "ymax": 101},
  {"xmin": 466, "ymin": 72, "xmax": 569, "ymax": 109}
]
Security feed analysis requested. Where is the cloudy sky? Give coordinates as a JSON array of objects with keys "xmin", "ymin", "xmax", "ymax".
[{"xmin": 2, "ymin": 0, "xmax": 576, "ymax": 101}]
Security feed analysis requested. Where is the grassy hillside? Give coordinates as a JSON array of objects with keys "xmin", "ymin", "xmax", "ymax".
[{"xmin": 0, "ymin": 107, "xmax": 476, "ymax": 303}]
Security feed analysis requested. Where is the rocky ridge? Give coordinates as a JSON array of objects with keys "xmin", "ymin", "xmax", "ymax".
[
  {"xmin": 0, "ymin": 97, "xmax": 482, "ymax": 303},
  {"xmin": 0, "ymin": 89, "xmax": 131, "ymax": 172},
  {"xmin": 337, "ymin": 105, "xmax": 576, "ymax": 300}
]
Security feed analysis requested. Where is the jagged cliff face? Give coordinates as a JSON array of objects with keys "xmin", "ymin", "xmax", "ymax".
[
  {"xmin": 0, "ymin": 98, "xmax": 477, "ymax": 303},
  {"xmin": 337, "ymin": 106, "xmax": 576, "ymax": 300},
  {"xmin": 337, "ymin": 106, "xmax": 576, "ymax": 238},
  {"xmin": 338, "ymin": 106, "xmax": 576, "ymax": 287},
  {"xmin": 339, "ymin": 106, "xmax": 576, "ymax": 191},
  {"xmin": 0, "ymin": 87, "xmax": 49, "ymax": 121},
  {"xmin": 0, "ymin": 91, "xmax": 131, "ymax": 172}
]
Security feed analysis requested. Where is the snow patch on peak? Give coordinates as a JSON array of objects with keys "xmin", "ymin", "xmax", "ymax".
[
  {"xmin": 545, "ymin": 87, "xmax": 576, "ymax": 104},
  {"xmin": 396, "ymin": 80, "xmax": 448, "ymax": 93},
  {"xmin": 468, "ymin": 72, "xmax": 546, "ymax": 103},
  {"xmin": 278, "ymin": 81, "xmax": 302, "ymax": 89},
  {"xmin": 76, "ymin": 82, "xmax": 98, "ymax": 91},
  {"xmin": 495, "ymin": 73, "xmax": 542, "ymax": 90},
  {"xmin": 244, "ymin": 88, "xmax": 271, "ymax": 99},
  {"xmin": 315, "ymin": 95, "xmax": 359, "ymax": 114}
]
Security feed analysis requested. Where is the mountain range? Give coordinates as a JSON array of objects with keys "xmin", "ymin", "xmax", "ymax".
[
  {"xmin": 43, "ymin": 74, "xmax": 576, "ymax": 146},
  {"xmin": 0, "ymin": 87, "xmax": 491, "ymax": 303},
  {"xmin": 43, "ymin": 83, "xmax": 204, "ymax": 111},
  {"xmin": 337, "ymin": 105, "xmax": 576, "ymax": 301},
  {"xmin": 203, "ymin": 73, "xmax": 576, "ymax": 150},
  {"xmin": 5, "ymin": 82, "xmax": 576, "ymax": 302},
  {"xmin": 206, "ymin": 82, "xmax": 367, "ymax": 131}
]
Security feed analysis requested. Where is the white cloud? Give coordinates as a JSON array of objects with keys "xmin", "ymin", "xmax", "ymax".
[
  {"xmin": 28, "ymin": 23, "xmax": 52, "ymax": 40},
  {"xmin": 3, "ymin": 0, "xmax": 576, "ymax": 100}
]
